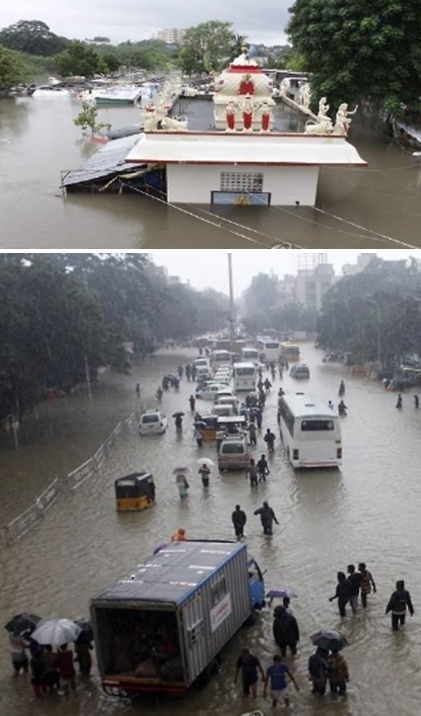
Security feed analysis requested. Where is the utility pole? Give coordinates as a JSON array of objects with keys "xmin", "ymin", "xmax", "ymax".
[{"xmin": 227, "ymin": 253, "xmax": 236, "ymax": 340}]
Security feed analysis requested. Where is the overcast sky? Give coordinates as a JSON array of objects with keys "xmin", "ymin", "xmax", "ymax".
[
  {"xmin": 2, "ymin": 2, "xmax": 291, "ymax": 45},
  {"xmin": 150, "ymin": 250, "xmax": 421, "ymax": 295}
]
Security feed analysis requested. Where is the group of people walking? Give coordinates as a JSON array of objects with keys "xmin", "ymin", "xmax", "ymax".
[
  {"xmin": 329, "ymin": 563, "xmax": 376, "ymax": 616},
  {"xmin": 231, "ymin": 501, "xmax": 279, "ymax": 539}
]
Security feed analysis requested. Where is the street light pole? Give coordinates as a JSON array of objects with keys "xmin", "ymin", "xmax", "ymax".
[{"xmin": 227, "ymin": 253, "xmax": 236, "ymax": 341}]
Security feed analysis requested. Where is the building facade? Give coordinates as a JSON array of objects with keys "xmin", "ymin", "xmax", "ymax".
[{"xmin": 153, "ymin": 28, "xmax": 185, "ymax": 44}]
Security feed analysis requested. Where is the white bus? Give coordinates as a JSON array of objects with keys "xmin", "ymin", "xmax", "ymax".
[
  {"xmin": 211, "ymin": 349, "xmax": 232, "ymax": 371},
  {"xmin": 278, "ymin": 393, "xmax": 342, "ymax": 468},
  {"xmin": 240, "ymin": 347, "xmax": 260, "ymax": 365},
  {"xmin": 257, "ymin": 337, "xmax": 281, "ymax": 364},
  {"xmin": 233, "ymin": 362, "xmax": 257, "ymax": 391}
]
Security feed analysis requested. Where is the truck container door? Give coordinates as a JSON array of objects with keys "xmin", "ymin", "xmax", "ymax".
[
  {"xmin": 248, "ymin": 558, "xmax": 265, "ymax": 610},
  {"xmin": 181, "ymin": 594, "xmax": 207, "ymax": 684}
]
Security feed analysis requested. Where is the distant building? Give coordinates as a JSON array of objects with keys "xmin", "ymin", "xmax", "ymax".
[
  {"xmin": 342, "ymin": 253, "xmax": 378, "ymax": 275},
  {"xmin": 153, "ymin": 28, "xmax": 186, "ymax": 44},
  {"xmin": 295, "ymin": 262, "xmax": 336, "ymax": 311}
]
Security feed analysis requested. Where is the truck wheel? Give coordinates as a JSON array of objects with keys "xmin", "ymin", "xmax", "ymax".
[{"xmin": 243, "ymin": 610, "xmax": 257, "ymax": 627}]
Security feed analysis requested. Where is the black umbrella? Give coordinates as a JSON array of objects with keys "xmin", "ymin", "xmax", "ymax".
[
  {"xmin": 310, "ymin": 629, "xmax": 348, "ymax": 652},
  {"xmin": 5, "ymin": 613, "xmax": 42, "ymax": 635},
  {"xmin": 172, "ymin": 412, "xmax": 185, "ymax": 418},
  {"xmin": 74, "ymin": 617, "xmax": 94, "ymax": 644}
]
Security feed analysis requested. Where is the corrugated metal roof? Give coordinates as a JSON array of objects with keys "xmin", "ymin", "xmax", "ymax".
[
  {"xmin": 91, "ymin": 540, "xmax": 243, "ymax": 605},
  {"xmin": 62, "ymin": 134, "xmax": 143, "ymax": 187}
]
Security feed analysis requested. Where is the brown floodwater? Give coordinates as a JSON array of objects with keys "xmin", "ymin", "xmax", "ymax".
[
  {"xmin": 0, "ymin": 95, "xmax": 420, "ymax": 249},
  {"xmin": 1, "ymin": 345, "xmax": 421, "ymax": 716}
]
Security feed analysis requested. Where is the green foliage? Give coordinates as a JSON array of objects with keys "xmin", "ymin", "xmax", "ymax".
[
  {"xmin": 179, "ymin": 20, "xmax": 236, "ymax": 75},
  {"xmin": 54, "ymin": 41, "xmax": 107, "ymax": 78},
  {"xmin": 101, "ymin": 53, "xmax": 121, "ymax": 73},
  {"xmin": 287, "ymin": 0, "xmax": 421, "ymax": 116},
  {"xmin": 0, "ymin": 20, "xmax": 68, "ymax": 56},
  {"xmin": 317, "ymin": 258, "xmax": 421, "ymax": 367},
  {"xmin": 73, "ymin": 101, "xmax": 111, "ymax": 135},
  {"xmin": 0, "ymin": 45, "xmax": 28, "ymax": 89},
  {"xmin": 0, "ymin": 255, "xmax": 129, "ymax": 422}
]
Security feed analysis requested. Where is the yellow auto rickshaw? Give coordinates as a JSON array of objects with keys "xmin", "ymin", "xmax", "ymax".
[
  {"xmin": 115, "ymin": 472, "xmax": 155, "ymax": 511},
  {"xmin": 199, "ymin": 415, "xmax": 219, "ymax": 442}
]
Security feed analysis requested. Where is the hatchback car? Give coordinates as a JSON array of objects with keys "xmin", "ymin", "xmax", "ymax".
[
  {"xmin": 139, "ymin": 410, "xmax": 168, "ymax": 435},
  {"xmin": 196, "ymin": 383, "xmax": 230, "ymax": 400},
  {"xmin": 290, "ymin": 363, "xmax": 310, "ymax": 379}
]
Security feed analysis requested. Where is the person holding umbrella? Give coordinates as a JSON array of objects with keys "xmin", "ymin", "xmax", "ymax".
[
  {"xmin": 173, "ymin": 412, "xmax": 185, "ymax": 433},
  {"xmin": 74, "ymin": 619, "xmax": 94, "ymax": 677},
  {"xmin": 173, "ymin": 469, "xmax": 190, "ymax": 499},
  {"xmin": 198, "ymin": 463, "xmax": 210, "ymax": 487}
]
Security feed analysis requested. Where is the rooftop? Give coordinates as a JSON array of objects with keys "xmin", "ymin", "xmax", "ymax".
[{"xmin": 125, "ymin": 131, "xmax": 367, "ymax": 167}]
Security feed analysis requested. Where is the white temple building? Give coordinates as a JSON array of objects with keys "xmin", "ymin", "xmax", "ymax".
[{"xmin": 125, "ymin": 49, "xmax": 367, "ymax": 207}]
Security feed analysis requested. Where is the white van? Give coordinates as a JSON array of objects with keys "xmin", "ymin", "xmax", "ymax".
[{"xmin": 218, "ymin": 434, "xmax": 250, "ymax": 471}]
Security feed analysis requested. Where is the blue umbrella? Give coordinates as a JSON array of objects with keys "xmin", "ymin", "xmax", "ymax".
[{"xmin": 266, "ymin": 588, "xmax": 298, "ymax": 605}]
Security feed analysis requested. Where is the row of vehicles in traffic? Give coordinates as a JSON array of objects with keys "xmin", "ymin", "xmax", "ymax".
[{"xmin": 99, "ymin": 345, "xmax": 344, "ymax": 700}]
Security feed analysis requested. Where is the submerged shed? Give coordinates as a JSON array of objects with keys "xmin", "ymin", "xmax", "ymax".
[{"xmin": 61, "ymin": 134, "xmax": 166, "ymax": 195}]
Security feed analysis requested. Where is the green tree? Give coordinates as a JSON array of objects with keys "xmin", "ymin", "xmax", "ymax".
[
  {"xmin": 287, "ymin": 0, "xmax": 421, "ymax": 118},
  {"xmin": 317, "ymin": 258, "xmax": 421, "ymax": 367},
  {"xmin": 0, "ymin": 255, "xmax": 129, "ymax": 423},
  {"xmin": 102, "ymin": 52, "xmax": 120, "ymax": 73},
  {"xmin": 0, "ymin": 20, "xmax": 68, "ymax": 56},
  {"xmin": 73, "ymin": 101, "xmax": 111, "ymax": 135},
  {"xmin": 179, "ymin": 21, "xmax": 235, "ymax": 75},
  {"xmin": 54, "ymin": 41, "xmax": 107, "ymax": 78},
  {"xmin": 0, "ymin": 46, "xmax": 28, "ymax": 89}
]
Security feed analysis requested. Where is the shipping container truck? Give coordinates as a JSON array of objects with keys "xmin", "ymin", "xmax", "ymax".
[{"xmin": 90, "ymin": 540, "xmax": 265, "ymax": 698}]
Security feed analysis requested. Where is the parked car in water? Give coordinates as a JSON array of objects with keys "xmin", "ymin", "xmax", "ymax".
[
  {"xmin": 290, "ymin": 363, "xmax": 310, "ymax": 379},
  {"xmin": 218, "ymin": 434, "xmax": 250, "ymax": 471},
  {"xmin": 139, "ymin": 410, "xmax": 168, "ymax": 435},
  {"xmin": 196, "ymin": 383, "xmax": 230, "ymax": 400},
  {"xmin": 215, "ymin": 395, "xmax": 240, "ymax": 413}
]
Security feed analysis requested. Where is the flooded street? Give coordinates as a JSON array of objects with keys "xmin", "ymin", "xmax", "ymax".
[
  {"xmin": 1, "ymin": 344, "xmax": 421, "ymax": 716},
  {"xmin": 1, "ymin": 95, "xmax": 421, "ymax": 249}
]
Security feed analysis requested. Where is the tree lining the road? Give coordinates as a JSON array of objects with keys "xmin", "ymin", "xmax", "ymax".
[
  {"xmin": 317, "ymin": 257, "xmax": 421, "ymax": 367},
  {"xmin": 0, "ymin": 254, "xmax": 229, "ymax": 424}
]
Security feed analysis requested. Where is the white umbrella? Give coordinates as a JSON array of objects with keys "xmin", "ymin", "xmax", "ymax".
[
  {"xmin": 196, "ymin": 458, "xmax": 217, "ymax": 468},
  {"xmin": 31, "ymin": 618, "xmax": 82, "ymax": 645}
]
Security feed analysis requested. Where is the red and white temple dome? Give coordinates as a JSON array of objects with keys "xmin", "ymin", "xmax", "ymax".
[{"xmin": 213, "ymin": 45, "xmax": 275, "ymax": 131}]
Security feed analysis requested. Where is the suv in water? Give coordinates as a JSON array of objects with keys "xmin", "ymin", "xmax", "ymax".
[{"xmin": 139, "ymin": 410, "xmax": 168, "ymax": 435}]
